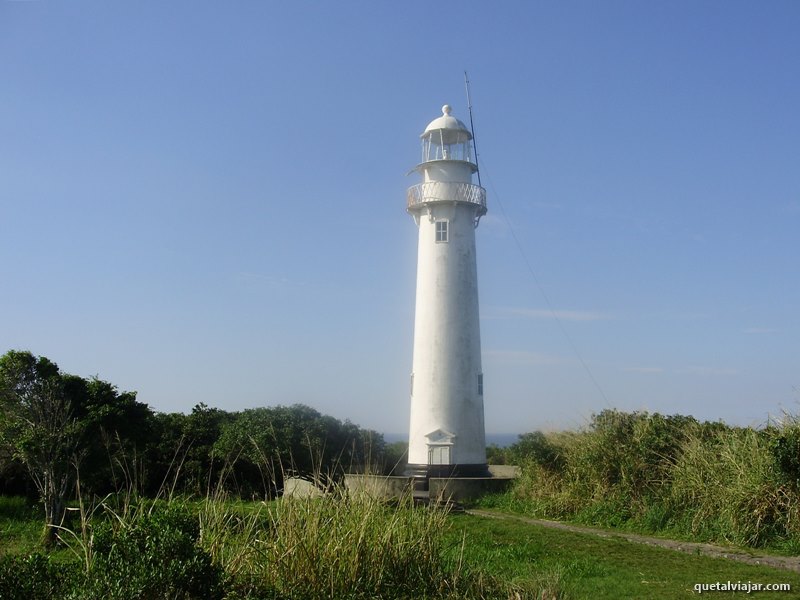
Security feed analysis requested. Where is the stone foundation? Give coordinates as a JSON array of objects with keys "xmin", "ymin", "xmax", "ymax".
[{"xmin": 344, "ymin": 466, "xmax": 517, "ymax": 503}]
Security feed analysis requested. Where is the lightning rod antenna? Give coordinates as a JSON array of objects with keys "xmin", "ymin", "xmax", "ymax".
[{"xmin": 464, "ymin": 71, "xmax": 482, "ymax": 187}]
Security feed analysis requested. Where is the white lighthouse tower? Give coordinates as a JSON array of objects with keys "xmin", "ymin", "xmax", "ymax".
[{"xmin": 406, "ymin": 105, "xmax": 489, "ymax": 478}]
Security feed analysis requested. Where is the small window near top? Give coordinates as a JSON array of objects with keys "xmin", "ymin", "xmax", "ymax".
[
  {"xmin": 478, "ymin": 373, "xmax": 484, "ymax": 396},
  {"xmin": 435, "ymin": 220, "xmax": 449, "ymax": 243}
]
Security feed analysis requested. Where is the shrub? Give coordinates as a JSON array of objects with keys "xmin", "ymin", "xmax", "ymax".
[
  {"xmin": 669, "ymin": 425, "xmax": 800, "ymax": 547},
  {"xmin": 0, "ymin": 553, "xmax": 80, "ymax": 600},
  {"xmin": 504, "ymin": 410, "xmax": 800, "ymax": 549},
  {"xmin": 508, "ymin": 431, "xmax": 563, "ymax": 471},
  {"xmin": 768, "ymin": 414, "xmax": 800, "ymax": 485},
  {"xmin": 75, "ymin": 503, "xmax": 224, "ymax": 600},
  {"xmin": 572, "ymin": 410, "xmax": 695, "ymax": 506}
]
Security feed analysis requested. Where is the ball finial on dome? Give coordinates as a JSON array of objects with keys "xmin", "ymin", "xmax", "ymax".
[{"xmin": 442, "ymin": 104, "xmax": 452, "ymax": 116}]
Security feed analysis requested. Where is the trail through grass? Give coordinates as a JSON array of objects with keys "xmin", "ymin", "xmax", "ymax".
[{"xmin": 449, "ymin": 511, "xmax": 800, "ymax": 599}]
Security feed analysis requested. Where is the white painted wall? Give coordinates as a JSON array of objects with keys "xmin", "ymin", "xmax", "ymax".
[{"xmin": 407, "ymin": 157, "xmax": 487, "ymax": 468}]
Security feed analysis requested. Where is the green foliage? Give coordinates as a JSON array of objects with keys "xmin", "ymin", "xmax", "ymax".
[
  {"xmin": 505, "ymin": 410, "xmax": 800, "ymax": 550},
  {"xmin": 767, "ymin": 414, "xmax": 800, "ymax": 484},
  {"xmin": 668, "ymin": 425, "xmax": 798, "ymax": 547},
  {"xmin": 382, "ymin": 440, "xmax": 408, "ymax": 475},
  {"xmin": 0, "ymin": 496, "xmax": 43, "ymax": 555},
  {"xmin": 146, "ymin": 411, "xmax": 191, "ymax": 496},
  {"xmin": 484, "ymin": 443, "xmax": 508, "ymax": 465},
  {"xmin": 2, "ymin": 349, "xmax": 399, "ymax": 510},
  {"xmin": 77, "ymin": 504, "xmax": 224, "ymax": 600},
  {"xmin": 213, "ymin": 404, "xmax": 386, "ymax": 495},
  {"xmin": 180, "ymin": 404, "xmax": 235, "ymax": 494},
  {"xmin": 205, "ymin": 491, "xmax": 528, "ymax": 600},
  {"xmin": 572, "ymin": 410, "xmax": 695, "ymax": 505},
  {"xmin": 508, "ymin": 431, "xmax": 563, "ymax": 471},
  {"xmin": 226, "ymin": 493, "xmax": 448, "ymax": 598},
  {"xmin": 2, "ymin": 492, "xmax": 543, "ymax": 600},
  {"xmin": 0, "ymin": 553, "xmax": 80, "ymax": 600},
  {"xmin": 0, "ymin": 351, "xmax": 82, "ymax": 544},
  {"xmin": 1, "ymin": 350, "xmax": 162, "ymax": 545},
  {"xmin": 76, "ymin": 376, "xmax": 157, "ymax": 496}
]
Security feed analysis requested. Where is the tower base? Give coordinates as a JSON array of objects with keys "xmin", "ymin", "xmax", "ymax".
[{"xmin": 405, "ymin": 463, "xmax": 491, "ymax": 479}]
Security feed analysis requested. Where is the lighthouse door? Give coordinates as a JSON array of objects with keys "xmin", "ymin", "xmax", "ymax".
[{"xmin": 428, "ymin": 445, "xmax": 451, "ymax": 465}]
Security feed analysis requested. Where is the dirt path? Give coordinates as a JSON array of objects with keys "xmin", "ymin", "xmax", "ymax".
[{"xmin": 467, "ymin": 509, "xmax": 800, "ymax": 573}]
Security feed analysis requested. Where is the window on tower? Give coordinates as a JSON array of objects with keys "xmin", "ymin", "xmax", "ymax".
[
  {"xmin": 435, "ymin": 220, "xmax": 449, "ymax": 243},
  {"xmin": 478, "ymin": 373, "xmax": 484, "ymax": 396}
]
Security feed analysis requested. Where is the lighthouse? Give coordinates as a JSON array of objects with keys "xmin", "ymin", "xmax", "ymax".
[{"xmin": 406, "ymin": 105, "xmax": 489, "ymax": 478}]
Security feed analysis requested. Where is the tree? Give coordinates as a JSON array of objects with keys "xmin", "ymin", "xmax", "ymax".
[
  {"xmin": 145, "ymin": 410, "xmax": 189, "ymax": 497},
  {"xmin": 77, "ymin": 376, "xmax": 156, "ymax": 495},
  {"xmin": 0, "ymin": 350, "xmax": 153, "ymax": 544},
  {"xmin": 0, "ymin": 351, "xmax": 81, "ymax": 545},
  {"xmin": 181, "ymin": 403, "xmax": 233, "ymax": 494},
  {"xmin": 213, "ymin": 404, "xmax": 387, "ymax": 496}
]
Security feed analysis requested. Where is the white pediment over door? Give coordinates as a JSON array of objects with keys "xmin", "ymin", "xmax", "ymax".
[{"xmin": 425, "ymin": 428, "xmax": 455, "ymax": 445}]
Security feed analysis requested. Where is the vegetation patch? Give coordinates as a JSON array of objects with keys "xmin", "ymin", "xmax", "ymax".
[
  {"xmin": 486, "ymin": 409, "xmax": 800, "ymax": 552},
  {"xmin": 5, "ymin": 349, "xmax": 800, "ymax": 597},
  {"xmin": 0, "ymin": 492, "xmax": 562, "ymax": 599},
  {"xmin": 449, "ymin": 512, "xmax": 800, "ymax": 599}
]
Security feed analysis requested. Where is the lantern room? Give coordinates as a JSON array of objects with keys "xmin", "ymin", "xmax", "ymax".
[{"xmin": 420, "ymin": 105, "xmax": 476, "ymax": 166}]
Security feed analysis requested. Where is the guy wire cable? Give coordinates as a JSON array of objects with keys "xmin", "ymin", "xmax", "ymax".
[{"xmin": 481, "ymin": 161, "xmax": 612, "ymax": 409}]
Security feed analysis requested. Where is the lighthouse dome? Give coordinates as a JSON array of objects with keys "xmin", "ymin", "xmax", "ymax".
[
  {"xmin": 419, "ymin": 104, "xmax": 474, "ymax": 164},
  {"xmin": 422, "ymin": 105, "xmax": 472, "ymax": 143}
]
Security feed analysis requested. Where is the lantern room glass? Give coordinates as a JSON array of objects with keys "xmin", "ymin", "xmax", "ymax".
[{"xmin": 421, "ymin": 130, "xmax": 473, "ymax": 163}]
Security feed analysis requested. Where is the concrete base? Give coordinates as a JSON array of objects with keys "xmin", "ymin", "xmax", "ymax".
[
  {"xmin": 405, "ymin": 463, "xmax": 491, "ymax": 478},
  {"xmin": 344, "ymin": 474, "xmax": 414, "ymax": 498},
  {"xmin": 344, "ymin": 467, "xmax": 517, "ymax": 503},
  {"xmin": 427, "ymin": 476, "xmax": 513, "ymax": 502}
]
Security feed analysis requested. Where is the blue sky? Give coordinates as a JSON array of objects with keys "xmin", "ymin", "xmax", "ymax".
[{"xmin": 1, "ymin": 1, "xmax": 798, "ymax": 434}]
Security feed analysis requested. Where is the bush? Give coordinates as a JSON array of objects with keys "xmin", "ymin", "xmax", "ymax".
[
  {"xmin": 504, "ymin": 410, "xmax": 800, "ymax": 549},
  {"xmin": 0, "ymin": 553, "xmax": 80, "ymax": 600},
  {"xmin": 768, "ymin": 414, "xmax": 800, "ymax": 484},
  {"xmin": 669, "ymin": 425, "xmax": 800, "ymax": 547},
  {"xmin": 507, "ymin": 431, "xmax": 563, "ymax": 471},
  {"xmin": 573, "ymin": 410, "xmax": 695, "ymax": 505},
  {"xmin": 76, "ymin": 504, "xmax": 224, "ymax": 600}
]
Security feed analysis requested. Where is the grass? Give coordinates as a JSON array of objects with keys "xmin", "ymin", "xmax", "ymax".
[
  {"xmin": 199, "ymin": 489, "xmax": 555, "ymax": 599},
  {"xmin": 201, "ymin": 490, "xmax": 467, "ymax": 599},
  {"xmin": 5, "ymin": 490, "xmax": 800, "ymax": 598},
  {"xmin": 0, "ymin": 492, "xmax": 563, "ymax": 599},
  {"xmin": 0, "ymin": 496, "xmax": 46, "ymax": 557},
  {"xmin": 448, "ymin": 512, "xmax": 800, "ymax": 599}
]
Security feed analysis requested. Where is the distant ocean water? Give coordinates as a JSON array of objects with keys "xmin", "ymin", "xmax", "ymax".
[{"xmin": 382, "ymin": 432, "xmax": 520, "ymax": 448}]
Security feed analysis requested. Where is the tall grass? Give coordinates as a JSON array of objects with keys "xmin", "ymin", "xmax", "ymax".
[
  {"xmin": 202, "ymin": 488, "xmax": 547, "ymax": 599},
  {"xmin": 2, "ymin": 486, "xmax": 562, "ymax": 599},
  {"xmin": 669, "ymin": 425, "xmax": 800, "ymax": 547},
  {"xmin": 498, "ymin": 410, "xmax": 800, "ymax": 550}
]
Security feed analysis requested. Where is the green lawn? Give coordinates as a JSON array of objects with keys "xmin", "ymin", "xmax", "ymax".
[{"xmin": 447, "ymin": 512, "xmax": 800, "ymax": 599}]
